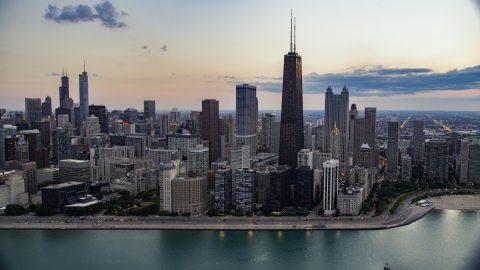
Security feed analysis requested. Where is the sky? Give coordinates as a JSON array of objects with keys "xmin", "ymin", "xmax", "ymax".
[{"xmin": 1, "ymin": 0, "xmax": 480, "ymax": 112}]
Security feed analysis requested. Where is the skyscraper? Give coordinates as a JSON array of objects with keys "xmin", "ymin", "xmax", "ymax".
[
  {"xmin": 323, "ymin": 159, "xmax": 339, "ymax": 215},
  {"xmin": 424, "ymin": 139, "xmax": 448, "ymax": 182},
  {"xmin": 144, "ymin": 100, "xmax": 156, "ymax": 121},
  {"xmin": 170, "ymin": 108, "xmax": 181, "ymax": 124},
  {"xmin": 79, "ymin": 62, "xmax": 89, "ymax": 124},
  {"xmin": 325, "ymin": 86, "xmax": 349, "ymax": 175},
  {"xmin": 25, "ymin": 98, "xmax": 42, "ymax": 124},
  {"xmin": 89, "ymin": 105, "xmax": 108, "ymax": 133},
  {"xmin": 201, "ymin": 99, "xmax": 220, "ymax": 163},
  {"xmin": 468, "ymin": 143, "xmax": 480, "ymax": 184},
  {"xmin": 260, "ymin": 113, "xmax": 276, "ymax": 148},
  {"xmin": 303, "ymin": 123, "xmax": 312, "ymax": 150},
  {"xmin": 42, "ymin": 96, "xmax": 52, "ymax": 117},
  {"xmin": 364, "ymin": 107, "xmax": 377, "ymax": 149},
  {"xmin": 279, "ymin": 13, "xmax": 303, "ymax": 170},
  {"xmin": 235, "ymin": 84, "xmax": 258, "ymax": 157},
  {"xmin": 59, "ymin": 69, "xmax": 70, "ymax": 106},
  {"xmin": 459, "ymin": 139, "xmax": 470, "ymax": 183},
  {"xmin": 386, "ymin": 116, "xmax": 399, "ymax": 181},
  {"xmin": 413, "ymin": 117, "xmax": 424, "ymax": 162}
]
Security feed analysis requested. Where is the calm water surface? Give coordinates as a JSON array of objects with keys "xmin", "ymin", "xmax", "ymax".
[{"xmin": 1, "ymin": 210, "xmax": 479, "ymax": 270}]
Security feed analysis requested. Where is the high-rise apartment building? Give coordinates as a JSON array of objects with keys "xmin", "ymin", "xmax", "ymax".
[
  {"xmin": 235, "ymin": 168, "xmax": 256, "ymax": 213},
  {"xmin": 187, "ymin": 145, "xmax": 209, "ymax": 177},
  {"xmin": 323, "ymin": 159, "xmax": 339, "ymax": 215},
  {"xmin": 413, "ymin": 117, "xmax": 424, "ymax": 162},
  {"xmin": 313, "ymin": 125, "xmax": 326, "ymax": 151},
  {"xmin": 400, "ymin": 154, "xmax": 412, "ymax": 181},
  {"xmin": 2, "ymin": 125, "xmax": 19, "ymax": 169},
  {"xmin": 423, "ymin": 139, "xmax": 448, "ymax": 182},
  {"xmin": 294, "ymin": 166, "xmax": 314, "ymax": 209},
  {"xmin": 260, "ymin": 113, "xmax": 276, "ymax": 148},
  {"xmin": 79, "ymin": 63, "xmax": 89, "ymax": 124},
  {"xmin": 468, "ymin": 143, "xmax": 480, "ymax": 184},
  {"xmin": 386, "ymin": 116, "xmax": 399, "ymax": 181},
  {"xmin": 143, "ymin": 100, "xmax": 156, "ymax": 121},
  {"xmin": 459, "ymin": 139, "xmax": 470, "ymax": 183},
  {"xmin": 269, "ymin": 165, "xmax": 292, "ymax": 212},
  {"xmin": 215, "ymin": 168, "xmax": 232, "ymax": 213},
  {"xmin": 52, "ymin": 128, "xmax": 68, "ymax": 165},
  {"xmin": 279, "ymin": 14, "xmax": 303, "ymax": 170},
  {"xmin": 324, "ymin": 86, "xmax": 349, "ymax": 175},
  {"xmin": 303, "ymin": 123, "xmax": 312, "ymax": 150},
  {"xmin": 202, "ymin": 99, "xmax": 220, "ymax": 163},
  {"xmin": 25, "ymin": 98, "xmax": 42, "ymax": 124},
  {"xmin": 235, "ymin": 84, "xmax": 258, "ymax": 157}
]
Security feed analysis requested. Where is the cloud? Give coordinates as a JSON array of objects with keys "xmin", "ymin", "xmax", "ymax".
[
  {"xmin": 239, "ymin": 65, "xmax": 480, "ymax": 97},
  {"xmin": 255, "ymin": 76, "xmax": 282, "ymax": 80},
  {"xmin": 141, "ymin": 45, "xmax": 148, "ymax": 49},
  {"xmin": 218, "ymin": 75, "xmax": 238, "ymax": 79},
  {"xmin": 44, "ymin": 1, "xmax": 128, "ymax": 29},
  {"xmin": 92, "ymin": 74, "xmax": 98, "ymax": 77},
  {"xmin": 49, "ymin": 72, "xmax": 61, "ymax": 76},
  {"xmin": 161, "ymin": 45, "xmax": 167, "ymax": 52}
]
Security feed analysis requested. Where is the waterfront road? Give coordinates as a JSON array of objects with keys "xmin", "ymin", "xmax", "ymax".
[{"xmin": 0, "ymin": 204, "xmax": 435, "ymax": 231}]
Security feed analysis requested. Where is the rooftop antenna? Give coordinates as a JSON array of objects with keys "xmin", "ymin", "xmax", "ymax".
[
  {"xmin": 83, "ymin": 59, "xmax": 85, "ymax": 72},
  {"xmin": 62, "ymin": 67, "xmax": 65, "ymax": 76},
  {"xmin": 66, "ymin": 67, "xmax": 68, "ymax": 76},
  {"xmin": 294, "ymin": 16, "xmax": 296, "ymax": 53},
  {"xmin": 290, "ymin": 9, "xmax": 292, "ymax": 53}
]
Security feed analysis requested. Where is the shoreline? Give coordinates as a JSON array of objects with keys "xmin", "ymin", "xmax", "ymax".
[{"xmin": 1, "ymin": 195, "xmax": 478, "ymax": 231}]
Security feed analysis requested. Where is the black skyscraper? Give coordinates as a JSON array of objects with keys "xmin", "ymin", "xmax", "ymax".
[
  {"xmin": 59, "ymin": 70, "xmax": 69, "ymax": 105},
  {"xmin": 279, "ymin": 13, "xmax": 303, "ymax": 170},
  {"xmin": 89, "ymin": 105, "xmax": 108, "ymax": 133}
]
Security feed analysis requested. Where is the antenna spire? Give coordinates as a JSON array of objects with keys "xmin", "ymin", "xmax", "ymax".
[
  {"xmin": 83, "ymin": 59, "xmax": 85, "ymax": 72},
  {"xmin": 294, "ymin": 17, "xmax": 296, "ymax": 53},
  {"xmin": 66, "ymin": 67, "xmax": 68, "ymax": 76},
  {"xmin": 62, "ymin": 67, "xmax": 65, "ymax": 76},
  {"xmin": 290, "ymin": 9, "xmax": 292, "ymax": 53}
]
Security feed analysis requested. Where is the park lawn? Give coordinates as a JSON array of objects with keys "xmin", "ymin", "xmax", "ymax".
[{"xmin": 147, "ymin": 197, "xmax": 160, "ymax": 207}]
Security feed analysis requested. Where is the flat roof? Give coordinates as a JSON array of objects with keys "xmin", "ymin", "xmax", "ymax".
[
  {"xmin": 64, "ymin": 200, "xmax": 99, "ymax": 208},
  {"xmin": 43, "ymin": 181, "xmax": 85, "ymax": 189}
]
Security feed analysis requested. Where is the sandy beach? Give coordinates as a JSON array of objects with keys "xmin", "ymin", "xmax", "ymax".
[{"xmin": 429, "ymin": 194, "xmax": 480, "ymax": 210}]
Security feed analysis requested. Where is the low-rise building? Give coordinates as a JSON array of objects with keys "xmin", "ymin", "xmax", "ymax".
[
  {"xmin": 337, "ymin": 184, "xmax": 366, "ymax": 215},
  {"xmin": 41, "ymin": 181, "xmax": 89, "ymax": 213}
]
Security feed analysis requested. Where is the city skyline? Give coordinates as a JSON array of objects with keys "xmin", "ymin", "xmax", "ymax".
[{"xmin": 1, "ymin": 1, "xmax": 480, "ymax": 111}]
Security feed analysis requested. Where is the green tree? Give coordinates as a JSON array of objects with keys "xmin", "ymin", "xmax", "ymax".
[
  {"xmin": 28, "ymin": 204, "xmax": 39, "ymax": 213},
  {"xmin": 334, "ymin": 209, "xmax": 341, "ymax": 217},
  {"xmin": 260, "ymin": 204, "xmax": 271, "ymax": 215},
  {"xmin": 118, "ymin": 190, "xmax": 130, "ymax": 197},
  {"xmin": 93, "ymin": 192, "xmax": 104, "ymax": 200},
  {"xmin": 66, "ymin": 207, "xmax": 85, "ymax": 216},
  {"xmin": 317, "ymin": 208, "xmax": 325, "ymax": 216},
  {"xmin": 207, "ymin": 208, "xmax": 218, "ymax": 216},
  {"xmin": 5, "ymin": 204, "xmax": 27, "ymax": 216},
  {"xmin": 147, "ymin": 204, "xmax": 159, "ymax": 215},
  {"xmin": 34, "ymin": 206, "xmax": 55, "ymax": 216}
]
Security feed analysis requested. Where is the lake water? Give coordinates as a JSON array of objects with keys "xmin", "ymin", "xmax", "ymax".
[{"xmin": 1, "ymin": 210, "xmax": 479, "ymax": 270}]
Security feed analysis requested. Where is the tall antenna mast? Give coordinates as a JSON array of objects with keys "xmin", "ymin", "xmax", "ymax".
[
  {"xmin": 290, "ymin": 9, "xmax": 292, "ymax": 53},
  {"xmin": 294, "ymin": 17, "xmax": 296, "ymax": 53},
  {"xmin": 63, "ymin": 67, "xmax": 65, "ymax": 76},
  {"xmin": 83, "ymin": 59, "xmax": 85, "ymax": 72}
]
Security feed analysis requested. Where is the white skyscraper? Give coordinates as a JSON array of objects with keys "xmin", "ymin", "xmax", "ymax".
[
  {"xmin": 323, "ymin": 159, "xmax": 339, "ymax": 215},
  {"xmin": 235, "ymin": 84, "xmax": 258, "ymax": 158}
]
